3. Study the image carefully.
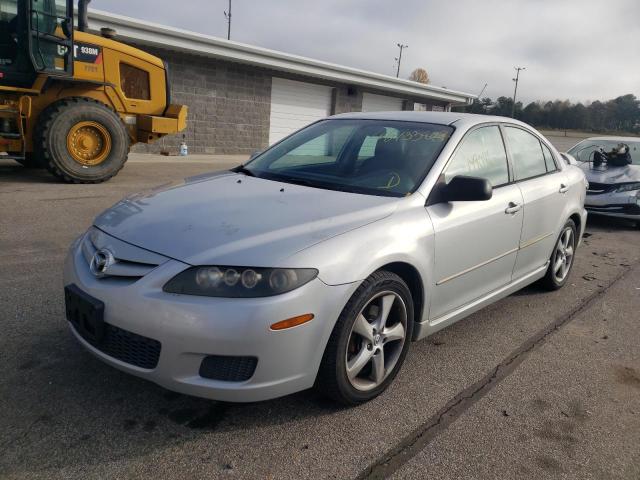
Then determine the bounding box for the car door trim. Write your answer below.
[519,231,553,249]
[436,230,554,286]
[436,247,519,285]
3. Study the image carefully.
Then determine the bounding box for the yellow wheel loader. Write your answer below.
[0,0,187,183]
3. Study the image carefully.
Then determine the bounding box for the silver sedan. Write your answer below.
[567,137,640,226]
[64,112,587,405]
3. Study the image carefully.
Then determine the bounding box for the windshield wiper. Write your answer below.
[232,165,255,177]
[270,174,319,188]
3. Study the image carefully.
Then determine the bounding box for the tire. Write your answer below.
[316,271,414,405]
[35,97,129,183]
[540,219,577,290]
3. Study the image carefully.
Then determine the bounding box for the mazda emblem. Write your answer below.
[90,248,115,277]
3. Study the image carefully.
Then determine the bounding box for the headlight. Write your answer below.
[163,266,318,297]
[615,182,640,193]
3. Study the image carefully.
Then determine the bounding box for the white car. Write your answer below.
[64,112,587,405]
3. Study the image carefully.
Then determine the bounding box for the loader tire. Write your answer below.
[35,98,129,183]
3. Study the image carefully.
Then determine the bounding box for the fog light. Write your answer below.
[270,314,314,331]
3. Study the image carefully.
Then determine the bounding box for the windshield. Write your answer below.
[0,0,18,67]
[568,139,640,165]
[244,119,453,197]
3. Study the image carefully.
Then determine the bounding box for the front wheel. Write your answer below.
[541,219,577,290]
[316,271,414,405]
[35,98,130,183]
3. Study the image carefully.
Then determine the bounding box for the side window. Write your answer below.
[540,142,557,172]
[505,127,547,181]
[444,126,509,187]
[120,63,151,100]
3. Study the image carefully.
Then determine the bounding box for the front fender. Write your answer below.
[282,195,435,321]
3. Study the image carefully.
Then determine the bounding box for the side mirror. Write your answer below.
[439,175,493,202]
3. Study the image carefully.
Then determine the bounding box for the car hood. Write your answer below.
[94,171,398,266]
[579,163,640,183]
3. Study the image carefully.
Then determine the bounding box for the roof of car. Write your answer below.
[330,111,530,129]
[578,136,640,142]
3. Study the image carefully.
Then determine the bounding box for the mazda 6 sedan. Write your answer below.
[64,112,587,405]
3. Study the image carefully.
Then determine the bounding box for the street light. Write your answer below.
[511,66,525,118]
[396,43,408,78]
[224,0,232,40]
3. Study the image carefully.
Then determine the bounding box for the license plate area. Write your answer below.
[65,284,105,344]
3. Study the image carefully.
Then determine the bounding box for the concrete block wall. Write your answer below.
[132,47,272,155]
[129,43,451,155]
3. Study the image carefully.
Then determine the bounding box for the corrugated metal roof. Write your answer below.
[87,9,476,106]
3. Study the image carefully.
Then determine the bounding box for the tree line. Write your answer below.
[455,94,640,133]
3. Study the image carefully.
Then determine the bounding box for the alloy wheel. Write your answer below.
[553,227,575,283]
[345,291,408,391]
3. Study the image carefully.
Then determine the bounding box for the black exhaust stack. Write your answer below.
[78,0,91,32]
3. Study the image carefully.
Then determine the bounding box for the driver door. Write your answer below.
[27,0,73,76]
[427,125,524,320]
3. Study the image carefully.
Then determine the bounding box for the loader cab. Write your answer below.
[0,0,73,87]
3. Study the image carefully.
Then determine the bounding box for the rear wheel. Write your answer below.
[35,98,130,183]
[541,219,577,290]
[316,271,413,405]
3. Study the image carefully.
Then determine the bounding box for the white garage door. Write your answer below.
[362,92,404,112]
[269,77,332,145]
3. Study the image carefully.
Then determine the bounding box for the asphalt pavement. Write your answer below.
[0,154,639,479]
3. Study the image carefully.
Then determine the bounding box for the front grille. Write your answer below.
[81,228,167,280]
[586,204,640,215]
[73,320,161,369]
[199,355,258,382]
[586,182,616,195]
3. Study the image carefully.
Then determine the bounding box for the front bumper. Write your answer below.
[585,190,640,220]
[63,238,357,402]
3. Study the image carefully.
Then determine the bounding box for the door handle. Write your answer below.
[559,184,569,194]
[505,202,522,214]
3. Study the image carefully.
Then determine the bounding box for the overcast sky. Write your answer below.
[96,0,639,104]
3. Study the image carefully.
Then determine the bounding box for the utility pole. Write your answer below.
[477,83,488,99]
[224,0,232,40]
[396,43,408,78]
[511,66,525,118]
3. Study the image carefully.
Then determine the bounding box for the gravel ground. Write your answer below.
[0,153,639,480]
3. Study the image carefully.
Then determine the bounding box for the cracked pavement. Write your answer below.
[1,154,639,479]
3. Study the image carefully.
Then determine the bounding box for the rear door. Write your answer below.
[427,125,524,320]
[503,126,568,280]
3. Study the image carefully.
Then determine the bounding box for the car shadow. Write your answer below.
[1,325,345,477]
[585,214,638,231]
